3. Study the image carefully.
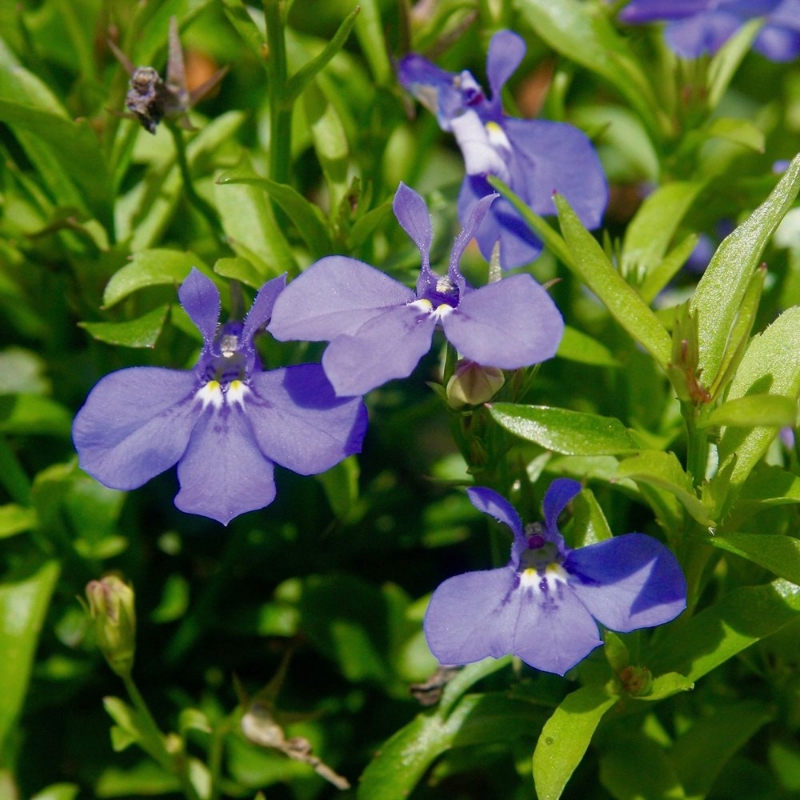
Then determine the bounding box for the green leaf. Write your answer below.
[217,168,334,257]
[672,702,770,797]
[0,556,60,753]
[640,234,699,304]
[709,533,800,585]
[718,306,800,488]
[554,194,672,368]
[650,578,800,681]
[219,0,268,62]
[558,326,620,367]
[616,451,714,527]
[79,305,169,349]
[705,117,765,152]
[347,197,394,251]
[636,672,694,702]
[736,465,800,509]
[700,394,796,429]
[691,152,800,388]
[103,250,211,308]
[571,487,614,546]
[599,734,686,800]
[0,394,72,436]
[316,456,360,522]
[489,404,642,456]
[708,17,763,110]
[30,783,80,800]
[213,256,265,289]
[622,181,705,283]
[214,155,297,278]
[0,504,37,538]
[513,0,666,141]
[533,684,618,800]
[353,0,392,86]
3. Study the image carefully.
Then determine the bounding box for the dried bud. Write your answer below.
[86,574,136,677]
[618,665,653,697]
[446,360,504,409]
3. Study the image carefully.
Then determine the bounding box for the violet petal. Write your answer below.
[242,273,287,343]
[179,268,220,344]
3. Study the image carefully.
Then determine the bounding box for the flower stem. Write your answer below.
[264,0,292,187]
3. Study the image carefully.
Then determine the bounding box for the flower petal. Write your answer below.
[468,486,527,566]
[450,111,509,179]
[396,54,466,130]
[241,273,287,343]
[72,367,198,490]
[665,12,741,56]
[486,30,526,102]
[449,191,497,276]
[268,256,414,342]
[179,268,220,344]
[321,304,437,395]
[566,534,687,632]
[424,567,521,664]
[512,580,602,675]
[618,0,712,23]
[543,478,582,536]
[175,403,276,525]
[248,365,367,475]
[502,118,608,229]
[442,274,563,369]
[393,183,432,270]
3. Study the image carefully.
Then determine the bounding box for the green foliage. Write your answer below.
[3,0,800,798]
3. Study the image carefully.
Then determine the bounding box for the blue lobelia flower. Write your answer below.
[72,269,367,525]
[424,480,687,675]
[396,30,608,270]
[267,183,564,397]
[619,0,800,62]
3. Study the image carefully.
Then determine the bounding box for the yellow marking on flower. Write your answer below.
[196,380,223,410]
[485,120,512,152]
[409,298,433,312]
[227,380,249,407]
[520,567,539,589]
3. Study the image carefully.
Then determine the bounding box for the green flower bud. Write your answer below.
[446,360,504,409]
[86,574,136,677]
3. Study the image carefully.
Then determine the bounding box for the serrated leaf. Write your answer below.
[616,451,714,527]
[650,578,800,681]
[691,153,800,388]
[558,326,619,367]
[218,168,333,257]
[709,533,800,585]
[554,194,672,368]
[718,306,800,488]
[80,305,169,348]
[103,250,211,308]
[533,684,618,800]
[0,504,37,538]
[489,404,642,456]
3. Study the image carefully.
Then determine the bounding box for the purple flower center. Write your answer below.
[417,275,460,309]
[520,523,563,572]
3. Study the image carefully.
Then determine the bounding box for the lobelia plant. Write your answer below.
[268,182,565,396]
[397,29,608,269]
[424,480,687,675]
[72,269,367,525]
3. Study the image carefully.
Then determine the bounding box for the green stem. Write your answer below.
[683,402,709,488]
[208,718,233,800]
[264,0,292,187]
[166,122,222,238]
[122,673,201,800]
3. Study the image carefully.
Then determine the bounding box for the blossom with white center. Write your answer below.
[72,269,367,525]
[424,480,687,675]
[268,183,564,397]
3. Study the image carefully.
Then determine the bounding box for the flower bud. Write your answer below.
[446,360,504,409]
[86,574,136,677]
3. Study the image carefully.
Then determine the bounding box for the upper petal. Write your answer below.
[396,54,466,130]
[543,478,582,537]
[566,534,687,632]
[424,567,522,664]
[241,273,287,344]
[268,256,414,342]
[512,577,602,675]
[486,31,526,102]
[466,487,525,563]
[248,365,367,475]
[393,183,432,270]
[174,402,276,525]
[442,274,563,369]
[321,304,437,396]
[179,268,220,344]
[72,367,198,490]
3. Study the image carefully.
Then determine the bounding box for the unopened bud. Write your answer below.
[618,665,653,697]
[446,360,504,409]
[86,574,136,677]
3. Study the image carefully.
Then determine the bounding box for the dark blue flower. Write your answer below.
[424,480,687,675]
[72,269,367,525]
[397,30,608,270]
[268,183,564,397]
[619,0,800,62]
